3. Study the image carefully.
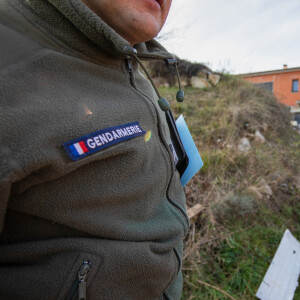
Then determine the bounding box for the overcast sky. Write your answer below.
[158,0,300,74]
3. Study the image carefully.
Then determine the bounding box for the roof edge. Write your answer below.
[239,67,300,77]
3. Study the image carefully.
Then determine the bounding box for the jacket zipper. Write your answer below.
[124,59,189,231]
[66,260,92,300]
[125,58,134,86]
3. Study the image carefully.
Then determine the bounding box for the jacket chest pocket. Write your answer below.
[59,253,101,300]
[0,251,101,300]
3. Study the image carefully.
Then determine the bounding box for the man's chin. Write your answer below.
[130,17,162,44]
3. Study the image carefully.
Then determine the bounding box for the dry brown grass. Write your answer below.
[160,75,299,257]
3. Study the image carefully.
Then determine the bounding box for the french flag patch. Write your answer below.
[69,141,89,157]
[63,122,146,161]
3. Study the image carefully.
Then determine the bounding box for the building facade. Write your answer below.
[241,66,300,107]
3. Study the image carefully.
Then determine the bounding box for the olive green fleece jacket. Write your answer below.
[0,0,189,299]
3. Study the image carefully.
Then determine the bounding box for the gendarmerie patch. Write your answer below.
[63,122,146,161]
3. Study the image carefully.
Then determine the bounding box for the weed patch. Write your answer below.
[159,76,300,299]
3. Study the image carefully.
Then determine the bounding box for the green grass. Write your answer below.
[182,210,300,300]
[159,76,300,299]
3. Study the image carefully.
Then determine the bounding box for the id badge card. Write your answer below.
[165,111,203,186]
[176,115,203,186]
[165,110,189,177]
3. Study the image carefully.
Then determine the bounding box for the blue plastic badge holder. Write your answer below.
[176,115,203,186]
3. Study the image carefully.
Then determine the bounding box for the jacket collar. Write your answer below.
[15,0,173,60]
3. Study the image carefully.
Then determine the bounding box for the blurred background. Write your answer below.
[151,1,300,299]
[159,0,300,74]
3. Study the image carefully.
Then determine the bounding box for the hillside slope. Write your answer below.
[159,75,300,300]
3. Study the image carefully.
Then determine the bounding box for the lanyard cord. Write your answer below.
[123,46,184,112]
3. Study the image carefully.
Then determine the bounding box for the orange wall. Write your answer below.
[243,71,300,106]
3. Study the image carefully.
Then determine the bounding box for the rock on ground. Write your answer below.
[255,130,266,143]
[190,77,211,89]
[208,73,221,86]
[238,137,251,152]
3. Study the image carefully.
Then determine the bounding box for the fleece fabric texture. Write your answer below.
[0,0,189,299]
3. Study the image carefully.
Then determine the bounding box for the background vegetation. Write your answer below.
[159,75,300,300]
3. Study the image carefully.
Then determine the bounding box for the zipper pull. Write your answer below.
[126,58,133,74]
[78,260,91,300]
[78,281,86,300]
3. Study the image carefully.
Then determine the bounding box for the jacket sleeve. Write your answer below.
[0,159,11,233]
[0,146,23,233]
[0,177,10,233]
